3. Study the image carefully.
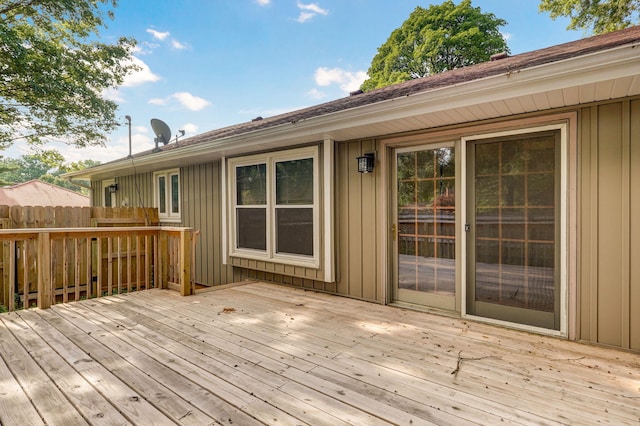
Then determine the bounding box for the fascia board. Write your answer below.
[69,43,639,180]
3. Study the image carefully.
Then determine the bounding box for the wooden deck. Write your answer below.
[1,282,638,425]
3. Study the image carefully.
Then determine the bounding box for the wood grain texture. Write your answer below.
[1,282,638,425]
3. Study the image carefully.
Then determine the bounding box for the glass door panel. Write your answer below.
[468,131,560,329]
[394,145,456,310]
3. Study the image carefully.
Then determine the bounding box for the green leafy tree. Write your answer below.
[539,0,639,34]
[361,0,509,91]
[0,0,138,149]
[0,150,99,194]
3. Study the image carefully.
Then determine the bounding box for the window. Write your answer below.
[229,146,319,267]
[154,169,181,221]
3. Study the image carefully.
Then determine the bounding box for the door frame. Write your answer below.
[391,142,458,311]
[460,123,569,337]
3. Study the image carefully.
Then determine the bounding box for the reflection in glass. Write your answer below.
[171,174,179,213]
[397,147,455,296]
[474,132,557,313]
[236,164,266,205]
[276,158,314,205]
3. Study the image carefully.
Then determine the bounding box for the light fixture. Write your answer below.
[108,183,119,194]
[357,153,375,174]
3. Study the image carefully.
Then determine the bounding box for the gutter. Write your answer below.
[65,41,640,181]
[66,176,93,205]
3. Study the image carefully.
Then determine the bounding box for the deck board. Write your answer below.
[1,282,639,425]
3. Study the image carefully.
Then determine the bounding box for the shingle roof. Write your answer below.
[161,25,639,152]
[0,180,89,207]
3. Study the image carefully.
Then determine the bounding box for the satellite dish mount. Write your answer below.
[150,118,172,152]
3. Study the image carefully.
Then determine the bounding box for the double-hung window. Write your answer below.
[154,169,181,221]
[229,146,319,268]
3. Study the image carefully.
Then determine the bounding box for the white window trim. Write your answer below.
[154,169,181,222]
[227,146,320,269]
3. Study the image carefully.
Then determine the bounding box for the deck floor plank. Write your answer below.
[0,313,88,425]
[144,286,630,423]
[1,282,639,425]
[67,299,348,426]
[1,312,132,426]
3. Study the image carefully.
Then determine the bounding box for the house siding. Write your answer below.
[578,98,640,351]
[335,139,381,302]
[87,96,640,351]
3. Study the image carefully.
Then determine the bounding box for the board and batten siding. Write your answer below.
[335,139,381,303]
[579,98,640,351]
[181,162,239,286]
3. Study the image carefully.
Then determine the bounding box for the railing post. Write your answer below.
[157,230,167,289]
[179,228,192,296]
[37,232,51,309]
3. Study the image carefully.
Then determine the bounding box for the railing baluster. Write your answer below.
[8,240,15,312]
[22,241,28,309]
[75,238,80,302]
[117,236,122,294]
[62,238,68,304]
[127,235,132,293]
[107,237,113,296]
[97,237,103,297]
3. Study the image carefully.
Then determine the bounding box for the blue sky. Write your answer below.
[13,0,585,163]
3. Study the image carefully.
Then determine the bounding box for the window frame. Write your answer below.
[228,146,320,268]
[154,169,181,222]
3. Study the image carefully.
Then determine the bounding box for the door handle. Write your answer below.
[391,224,396,241]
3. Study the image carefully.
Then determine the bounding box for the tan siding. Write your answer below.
[630,99,640,351]
[578,98,640,350]
[596,102,625,347]
[335,139,380,302]
[181,162,235,286]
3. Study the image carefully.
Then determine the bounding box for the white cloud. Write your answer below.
[148,92,211,111]
[148,97,168,106]
[314,67,367,94]
[171,39,189,50]
[256,0,270,5]
[296,1,328,23]
[502,31,512,41]
[172,92,210,111]
[147,28,170,41]
[121,56,161,87]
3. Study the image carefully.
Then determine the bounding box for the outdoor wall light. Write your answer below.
[108,183,119,194]
[357,153,375,174]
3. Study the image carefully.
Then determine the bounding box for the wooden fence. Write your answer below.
[0,206,196,311]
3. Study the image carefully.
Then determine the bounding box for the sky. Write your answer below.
[9,0,585,163]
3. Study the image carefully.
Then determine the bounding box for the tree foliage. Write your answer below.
[0,0,138,149]
[539,0,640,34]
[0,150,99,194]
[361,0,509,91]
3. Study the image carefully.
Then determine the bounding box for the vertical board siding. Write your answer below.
[181,162,235,286]
[335,140,379,302]
[630,99,640,351]
[596,102,624,347]
[579,99,639,350]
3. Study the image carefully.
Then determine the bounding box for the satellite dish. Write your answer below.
[150,118,172,152]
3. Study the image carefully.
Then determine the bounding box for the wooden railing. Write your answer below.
[0,226,196,312]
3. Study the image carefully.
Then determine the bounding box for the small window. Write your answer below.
[154,169,181,221]
[228,146,319,268]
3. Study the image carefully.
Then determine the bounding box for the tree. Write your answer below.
[0,150,100,194]
[0,0,138,149]
[361,0,509,91]
[539,0,640,34]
